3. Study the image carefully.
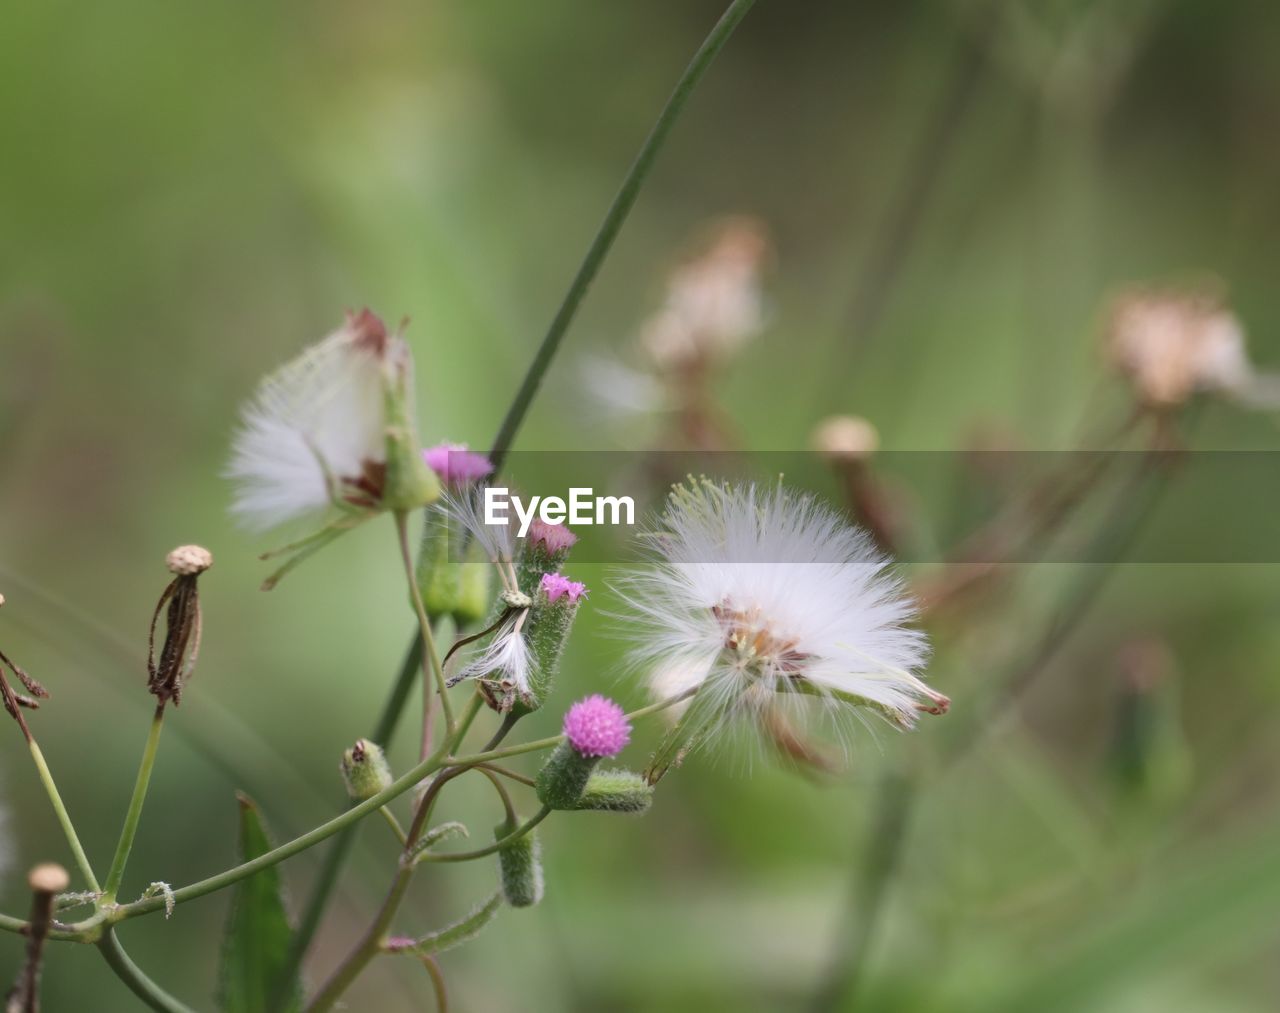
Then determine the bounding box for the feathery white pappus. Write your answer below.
[618,479,943,743]
[228,310,411,531]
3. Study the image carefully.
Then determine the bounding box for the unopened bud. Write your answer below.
[341,739,393,800]
[380,334,442,513]
[515,520,577,592]
[574,769,653,814]
[512,574,588,717]
[494,817,543,908]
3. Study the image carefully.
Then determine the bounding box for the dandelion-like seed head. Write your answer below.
[618,479,941,756]
[424,443,494,486]
[1105,285,1261,408]
[228,309,431,531]
[640,216,769,372]
[540,572,587,604]
[563,695,631,758]
[166,545,213,577]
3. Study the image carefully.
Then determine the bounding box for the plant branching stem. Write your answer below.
[104,704,166,901]
[28,739,100,893]
[97,929,195,1013]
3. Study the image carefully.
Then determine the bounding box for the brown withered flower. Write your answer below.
[147,545,213,707]
[0,594,50,742]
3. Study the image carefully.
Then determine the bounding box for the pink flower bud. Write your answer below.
[562,695,630,758]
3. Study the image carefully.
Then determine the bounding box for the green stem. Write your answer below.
[418,953,449,1013]
[99,744,450,926]
[417,807,550,864]
[103,705,165,901]
[305,863,416,1013]
[395,511,455,748]
[279,634,425,993]
[808,769,914,1012]
[486,0,758,469]
[378,806,408,847]
[28,740,100,893]
[98,928,195,1013]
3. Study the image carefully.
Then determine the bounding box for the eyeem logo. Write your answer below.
[484,487,635,537]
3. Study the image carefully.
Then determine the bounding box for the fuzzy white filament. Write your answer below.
[618,480,939,740]
[228,312,394,531]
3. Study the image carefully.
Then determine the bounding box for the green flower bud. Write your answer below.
[453,555,492,627]
[574,768,654,814]
[340,739,392,800]
[494,818,543,908]
[536,741,599,810]
[380,353,440,513]
[510,579,584,717]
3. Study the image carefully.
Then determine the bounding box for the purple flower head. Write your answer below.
[526,518,577,553]
[423,443,494,486]
[540,572,587,604]
[562,695,631,758]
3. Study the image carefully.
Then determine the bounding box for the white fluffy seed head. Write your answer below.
[617,479,938,746]
[1105,287,1257,408]
[228,310,404,531]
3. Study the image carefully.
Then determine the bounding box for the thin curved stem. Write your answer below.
[28,740,100,893]
[486,0,759,470]
[419,954,449,1013]
[378,806,409,848]
[279,633,425,993]
[395,512,454,753]
[473,766,517,825]
[101,743,450,926]
[98,929,195,1013]
[104,704,166,900]
[475,762,535,788]
[417,806,550,864]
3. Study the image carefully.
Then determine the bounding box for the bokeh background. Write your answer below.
[3,1,1280,1010]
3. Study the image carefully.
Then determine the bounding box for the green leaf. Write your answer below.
[217,793,300,1013]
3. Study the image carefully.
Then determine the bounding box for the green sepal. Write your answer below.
[536,741,599,810]
[573,768,654,814]
[380,357,440,513]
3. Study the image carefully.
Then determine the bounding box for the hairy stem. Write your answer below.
[103,704,166,901]
[417,806,550,864]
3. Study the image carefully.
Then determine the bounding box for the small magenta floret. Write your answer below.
[423,443,494,485]
[526,519,577,553]
[540,572,587,604]
[563,695,630,758]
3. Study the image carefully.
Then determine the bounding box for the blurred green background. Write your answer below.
[3,1,1280,1010]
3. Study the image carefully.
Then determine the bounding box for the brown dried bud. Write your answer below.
[28,864,70,895]
[148,549,209,707]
